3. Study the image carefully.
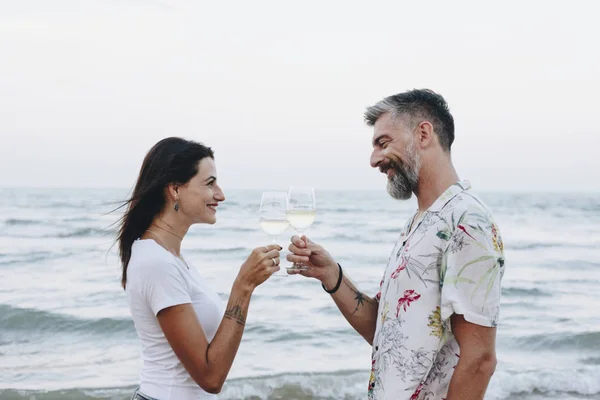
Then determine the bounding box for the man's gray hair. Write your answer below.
[364,89,455,152]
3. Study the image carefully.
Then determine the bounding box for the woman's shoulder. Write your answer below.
[128,240,181,280]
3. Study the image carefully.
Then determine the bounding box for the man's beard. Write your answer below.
[384,140,420,200]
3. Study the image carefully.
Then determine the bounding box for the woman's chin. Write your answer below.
[204,215,218,225]
[193,215,217,225]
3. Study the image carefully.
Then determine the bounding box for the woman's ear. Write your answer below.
[166,184,179,201]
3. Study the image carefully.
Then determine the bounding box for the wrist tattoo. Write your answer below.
[224,300,246,326]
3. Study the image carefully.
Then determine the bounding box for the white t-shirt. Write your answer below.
[126,239,224,400]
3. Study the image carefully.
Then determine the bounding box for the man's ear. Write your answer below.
[417,120,435,149]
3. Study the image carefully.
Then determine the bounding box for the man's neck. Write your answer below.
[415,157,460,212]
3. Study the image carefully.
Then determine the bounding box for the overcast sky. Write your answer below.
[1,0,598,192]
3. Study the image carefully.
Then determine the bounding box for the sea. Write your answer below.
[1,188,599,400]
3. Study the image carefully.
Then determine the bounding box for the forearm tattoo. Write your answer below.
[224,300,246,326]
[344,278,377,315]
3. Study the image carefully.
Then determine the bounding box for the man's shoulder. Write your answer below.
[442,190,497,227]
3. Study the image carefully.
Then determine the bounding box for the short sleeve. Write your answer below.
[140,261,192,316]
[440,210,505,327]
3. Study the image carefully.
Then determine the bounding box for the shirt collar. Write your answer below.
[427,180,472,213]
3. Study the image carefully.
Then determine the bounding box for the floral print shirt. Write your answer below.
[368,181,505,400]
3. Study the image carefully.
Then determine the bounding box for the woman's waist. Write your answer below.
[140,380,217,400]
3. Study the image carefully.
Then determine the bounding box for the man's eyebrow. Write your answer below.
[204,176,216,183]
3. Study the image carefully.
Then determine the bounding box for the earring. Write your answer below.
[174,199,179,212]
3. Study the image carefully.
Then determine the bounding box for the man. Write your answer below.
[287,89,505,400]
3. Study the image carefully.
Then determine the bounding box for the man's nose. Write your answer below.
[370,149,384,169]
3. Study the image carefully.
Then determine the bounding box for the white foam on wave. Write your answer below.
[218,365,600,400]
[486,365,600,399]
[220,370,368,399]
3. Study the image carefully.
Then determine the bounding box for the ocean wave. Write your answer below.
[319,206,404,214]
[0,304,134,336]
[581,356,600,365]
[268,328,355,343]
[489,365,600,399]
[222,367,600,400]
[4,218,39,226]
[313,306,339,315]
[319,207,362,213]
[244,325,279,335]
[54,228,116,238]
[196,226,256,234]
[186,246,249,255]
[1,227,116,239]
[244,325,355,343]
[221,370,368,399]
[4,200,93,210]
[47,201,92,209]
[379,228,403,234]
[508,241,600,251]
[0,388,123,400]
[325,233,386,243]
[272,294,305,301]
[0,387,137,400]
[502,287,551,297]
[219,201,240,208]
[1,366,599,399]
[62,216,95,223]
[510,331,600,351]
[0,251,66,266]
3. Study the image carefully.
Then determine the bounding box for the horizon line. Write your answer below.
[1,186,599,195]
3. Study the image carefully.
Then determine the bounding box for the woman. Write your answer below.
[117,137,281,399]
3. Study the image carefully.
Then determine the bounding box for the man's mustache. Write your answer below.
[379,160,404,174]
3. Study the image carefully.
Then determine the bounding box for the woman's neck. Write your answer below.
[146,214,189,255]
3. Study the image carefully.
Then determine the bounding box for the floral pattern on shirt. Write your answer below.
[368,181,505,400]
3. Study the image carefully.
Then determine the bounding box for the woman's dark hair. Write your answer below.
[117,137,214,289]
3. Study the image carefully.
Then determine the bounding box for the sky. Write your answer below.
[1,0,598,192]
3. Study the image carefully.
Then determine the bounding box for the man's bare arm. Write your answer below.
[445,314,497,400]
[287,236,379,344]
[321,266,379,345]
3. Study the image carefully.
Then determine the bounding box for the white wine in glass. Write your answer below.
[286,210,316,231]
[259,219,290,236]
[286,186,316,272]
[259,191,289,277]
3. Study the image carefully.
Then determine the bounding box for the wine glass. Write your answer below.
[259,191,290,277]
[286,186,316,271]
